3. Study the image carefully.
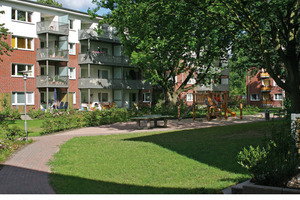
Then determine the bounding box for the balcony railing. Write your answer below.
[78,52,130,66]
[36,75,69,88]
[262,100,272,105]
[78,78,151,90]
[37,21,69,35]
[37,48,69,61]
[261,85,272,92]
[261,72,270,78]
[78,29,120,42]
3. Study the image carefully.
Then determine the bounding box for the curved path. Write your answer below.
[0,115,264,194]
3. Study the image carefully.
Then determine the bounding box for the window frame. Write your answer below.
[11,63,34,78]
[186,93,193,102]
[69,43,76,55]
[98,92,109,103]
[68,67,76,80]
[12,92,35,105]
[98,69,109,79]
[274,93,283,101]
[250,94,260,101]
[12,36,34,51]
[69,19,74,30]
[11,8,33,23]
[143,92,151,102]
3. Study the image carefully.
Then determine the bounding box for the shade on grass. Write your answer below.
[49,121,272,194]
[6,120,44,137]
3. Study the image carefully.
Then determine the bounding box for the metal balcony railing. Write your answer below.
[78,78,151,90]
[37,21,69,35]
[261,85,272,92]
[36,75,69,88]
[78,29,120,42]
[78,52,130,66]
[37,48,69,61]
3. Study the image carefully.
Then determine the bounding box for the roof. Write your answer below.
[4,0,103,19]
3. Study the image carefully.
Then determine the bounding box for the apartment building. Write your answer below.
[247,69,285,108]
[0,0,151,113]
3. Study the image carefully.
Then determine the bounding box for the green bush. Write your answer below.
[0,98,21,120]
[1,121,25,141]
[237,120,299,187]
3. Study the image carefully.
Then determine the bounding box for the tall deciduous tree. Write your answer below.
[0,11,13,62]
[90,1,232,106]
[206,0,299,112]
[37,0,62,7]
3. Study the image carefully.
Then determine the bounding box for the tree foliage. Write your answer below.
[37,0,62,7]
[90,0,232,106]
[0,11,13,62]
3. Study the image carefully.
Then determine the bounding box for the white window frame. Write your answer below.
[274,93,283,101]
[11,64,34,77]
[12,36,34,50]
[68,67,76,80]
[69,43,76,55]
[11,9,33,23]
[187,78,196,85]
[250,94,260,101]
[72,92,76,105]
[186,93,193,102]
[221,78,229,85]
[69,19,74,30]
[143,92,151,102]
[12,92,34,105]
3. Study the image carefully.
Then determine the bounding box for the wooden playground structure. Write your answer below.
[179,91,238,121]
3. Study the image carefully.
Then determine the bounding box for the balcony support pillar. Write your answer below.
[46,87,49,109]
[88,88,91,107]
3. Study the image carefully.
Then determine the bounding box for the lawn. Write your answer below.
[49,121,273,194]
[6,120,44,137]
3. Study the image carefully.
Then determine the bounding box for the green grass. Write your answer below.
[49,121,273,194]
[6,120,44,137]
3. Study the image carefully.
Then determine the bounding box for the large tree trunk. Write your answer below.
[288,89,300,113]
[164,90,179,108]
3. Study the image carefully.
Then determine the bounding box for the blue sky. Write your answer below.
[33,0,110,16]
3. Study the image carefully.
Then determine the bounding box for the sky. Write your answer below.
[32,0,111,16]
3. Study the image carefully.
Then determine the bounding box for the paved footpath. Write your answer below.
[0,115,264,194]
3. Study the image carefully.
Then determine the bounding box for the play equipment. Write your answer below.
[179,91,237,121]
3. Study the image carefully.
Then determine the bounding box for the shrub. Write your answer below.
[0,98,21,120]
[1,121,25,141]
[237,120,299,187]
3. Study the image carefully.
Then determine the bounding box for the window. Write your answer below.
[98,93,108,102]
[250,94,260,101]
[11,64,34,77]
[187,78,196,84]
[98,70,109,79]
[69,20,74,30]
[72,92,76,104]
[68,67,76,79]
[274,94,283,100]
[12,92,34,105]
[12,36,34,50]
[221,78,229,85]
[143,93,151,102]
[186,93,193,102]
[69,43,75,55]
[11,9,32,22]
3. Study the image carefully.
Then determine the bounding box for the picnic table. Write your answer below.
[131,115,173,129]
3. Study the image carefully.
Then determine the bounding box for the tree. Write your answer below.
[90,1,232,106]
[205,0,300,112]
[0,11,13,62]
[37,0,62,7]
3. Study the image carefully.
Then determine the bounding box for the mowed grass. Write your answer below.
[49,121,273,194]
[6,120,44,137]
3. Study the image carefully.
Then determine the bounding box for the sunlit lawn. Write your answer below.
[6,120,44,137]
[49,121,272,194]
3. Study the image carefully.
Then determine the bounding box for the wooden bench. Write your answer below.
[273,109,287,118]
[131,115,173,129]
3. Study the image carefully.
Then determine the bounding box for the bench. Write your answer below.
[131,115,173,129]
[273,109,287,118]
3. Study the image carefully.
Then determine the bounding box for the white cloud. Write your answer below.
[58,0,95,12]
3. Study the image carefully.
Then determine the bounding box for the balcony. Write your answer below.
[262,100,272,105]
[37,21,69,35]
[78,29,120,43]
[78,78,151,90]
[261,72,270,78]
[78,52,130,66]
[37,48,69,61]
[261,85,272,92]
[36,75,69,88]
